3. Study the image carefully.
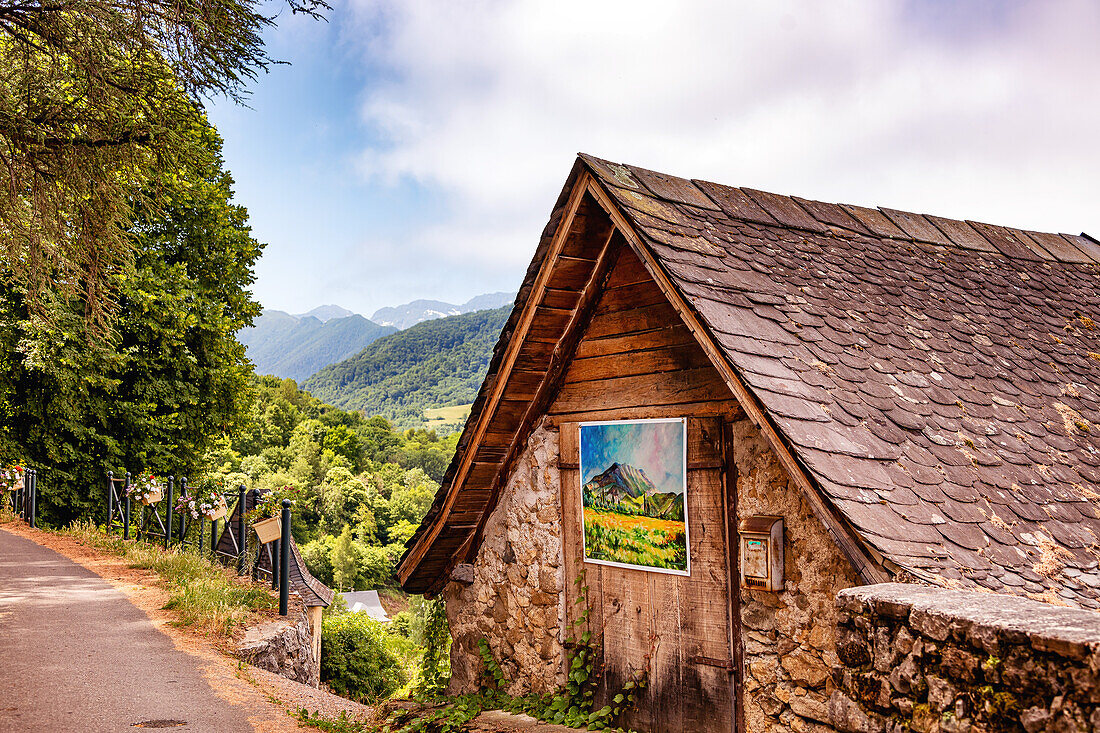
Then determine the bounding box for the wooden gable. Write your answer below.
[398,162,885,596]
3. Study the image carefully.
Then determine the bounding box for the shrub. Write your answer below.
[321,612,407,703]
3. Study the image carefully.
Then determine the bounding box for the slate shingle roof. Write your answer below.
[581,154,1100,608]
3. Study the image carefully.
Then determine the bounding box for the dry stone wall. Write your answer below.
[237,605,319,686]
[831,583,1100,733]
[442,418,566,697]
[730,417,862,733]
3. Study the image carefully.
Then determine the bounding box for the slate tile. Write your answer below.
[778,417,900,460]
[580,154,642,190]
[739,370,829,402]
[893,500,949,525]
[880,208,952,246]
[692,180,777,226]
[861,532,946,559]
[626,164,720,210]
[924,215,997,252]
[968,221,1042,261]
[729,351,800,380]
[1061,234,1100,263]
[614,187,702,228]
[1024,230,1092,264]
[741,188,827,232]
[841,204,908,238]
[793,197,871,234]
[799,449,894,490]
[938,522,990,550]
[693,297,800,345]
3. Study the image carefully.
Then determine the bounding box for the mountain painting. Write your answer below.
[579,418,689,575]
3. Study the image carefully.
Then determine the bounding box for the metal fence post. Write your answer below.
[279,499,290,616]
[28,469,36,528]
[123,472,131,540]
[177,478,187,543]
[210,515,218,558]
[237,485,247,573]
[165,476,174,549]
[106,471,114,534]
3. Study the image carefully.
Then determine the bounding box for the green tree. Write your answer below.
[0,0,327,329]
[332,525,364,592]
[1,118,262,524]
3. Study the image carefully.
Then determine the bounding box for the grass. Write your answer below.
[583,507,687,571]
[64,519,276,637]
[423,404,471,427]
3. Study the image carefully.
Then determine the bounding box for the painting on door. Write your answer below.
[579,418,689,575]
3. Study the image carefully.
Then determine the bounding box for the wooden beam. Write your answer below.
[584,177,889,586]
[398,175,591,586]
[455,222,621,572]
[720,421,745,733]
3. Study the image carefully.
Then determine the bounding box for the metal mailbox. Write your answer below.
[739,516,784,591]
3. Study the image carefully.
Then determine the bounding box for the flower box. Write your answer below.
[10,476,23,492]
[139,485,163,505]
[204,496,228,521]
[253,516,282,544]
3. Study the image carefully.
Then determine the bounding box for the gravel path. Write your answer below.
[248,665,376,722]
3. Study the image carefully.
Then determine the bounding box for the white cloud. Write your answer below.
[340,0,1100,292]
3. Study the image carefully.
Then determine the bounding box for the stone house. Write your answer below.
[395,154,1100,733]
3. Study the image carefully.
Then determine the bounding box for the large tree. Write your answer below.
[0,0,326,331]
[1,116,262,525]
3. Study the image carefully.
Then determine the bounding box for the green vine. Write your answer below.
[410,598,451,700]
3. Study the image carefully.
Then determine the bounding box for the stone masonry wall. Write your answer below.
[730,417,862,733]
[442,418,566,696]
[237,604,320,687]
[830,583,1100,733]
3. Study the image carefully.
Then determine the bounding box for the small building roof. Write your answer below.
[339,590,390,622]
[219,492,335,607]
[398,154,1100,607]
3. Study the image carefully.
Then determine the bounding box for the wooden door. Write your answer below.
[560,417,741,733]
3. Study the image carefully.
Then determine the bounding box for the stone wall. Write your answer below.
[442,418,566,696]
[830,583,1100,733]
[730,417,862,733]
[237,605,320,687]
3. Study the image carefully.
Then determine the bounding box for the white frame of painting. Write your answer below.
[578,417,690,577]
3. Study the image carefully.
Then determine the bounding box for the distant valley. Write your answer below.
[240,293,513,431]
[238,310,397,382]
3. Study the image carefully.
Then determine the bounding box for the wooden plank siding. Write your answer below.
[554,248,743,733]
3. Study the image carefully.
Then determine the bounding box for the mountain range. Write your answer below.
[239,292,514,382]
[295,305,355,322]
[583,462,685,521]
[370,292,514,330]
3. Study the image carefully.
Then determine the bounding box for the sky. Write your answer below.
[581,420,686,495]
[208,0,1100,317]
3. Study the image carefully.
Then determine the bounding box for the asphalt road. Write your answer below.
[0,527,256,732]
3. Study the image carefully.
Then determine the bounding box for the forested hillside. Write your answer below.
[239,311,396,381]
[207,375,458,591]
[302,306,509,431]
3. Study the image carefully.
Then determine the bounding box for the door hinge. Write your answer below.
[689,655,736,673]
